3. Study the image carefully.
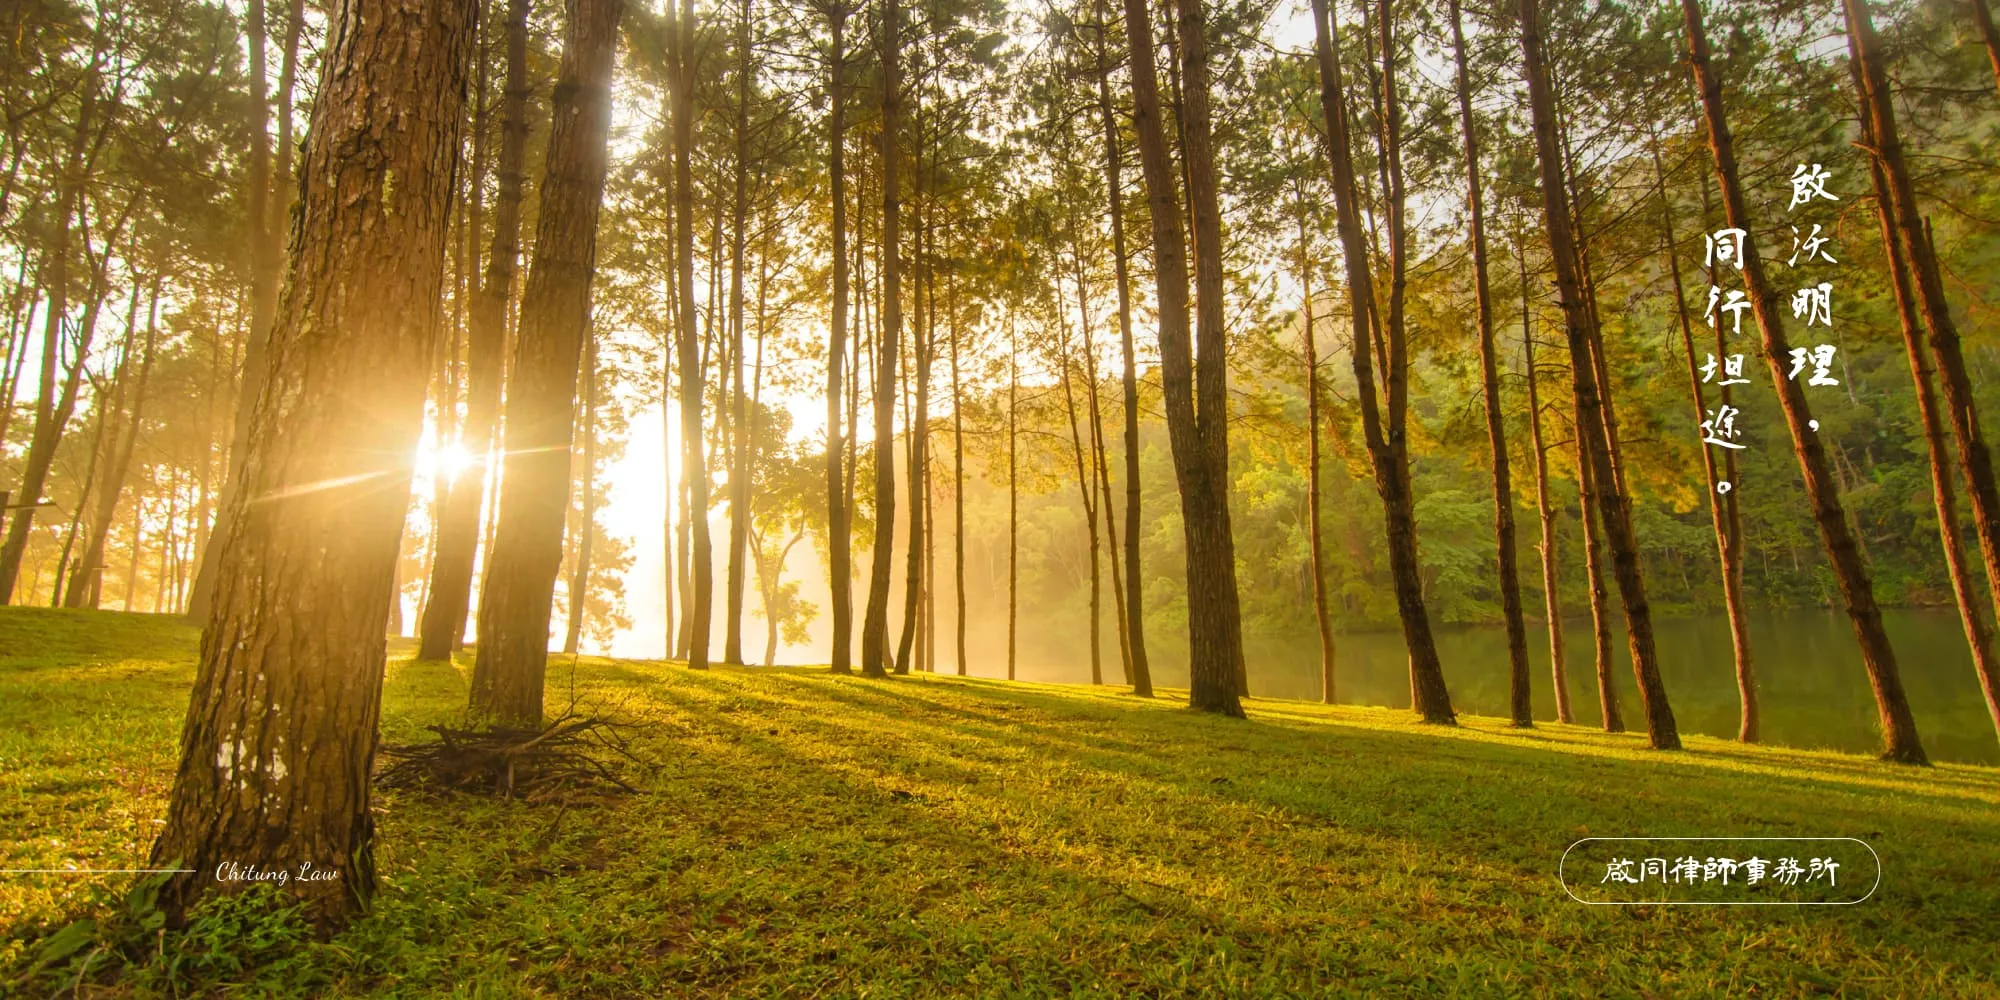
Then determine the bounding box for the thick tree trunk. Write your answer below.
[1174,0,1250,707]
[1520,265,1571,724]
[421,0,527,660]
[671,0,714,670]
[1451,0,1529,727]
[148,0,471,928]
[1519,0,1676,747]
[860,0,902,680]
[1094,3,1152,696]
[469,0,622,726]
[1121,0,1242,716]
[1654,143,1757,743]
[1308,0,1451,722]
[824,0,853,675]
[1682,0,1921,763]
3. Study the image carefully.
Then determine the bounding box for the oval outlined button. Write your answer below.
[1559,837,1880,906]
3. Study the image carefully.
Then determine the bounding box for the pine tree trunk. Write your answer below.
[0,93,92,601]
[923,433,936,673]
[1451,0,1529,727]
[1519,0,1676,747]
[1007,318,1018,682]
[50,283,141,607]
[273,0,305,195]
[148,0,472,928]
[564,337,600,655]
[1520,265,1572,724]
[65,276,159,609]
[1849,50,2000,741]
[1059,327,1103,686]
[185,0,284,621]
[1122,0,1242,716]
[676,473,693,657]
[1,232,121,602]
[122,487,143,609]
[949,270,967,676]
[1094,2,1151,696]
[1682,0,1921,763]
[723,0,755,667]
[1576,380,1622,733]
[421,0,524,660]
[1100,452,1131,685]
[824,0,853,675]
[388,554,405,637]
[1178,0,1250,705]
[1564,116,1644,729]
[671,0,715,670]
[1848,0,2000,661]
[1654,143,1758,743]
[1308,0,1451,723]
[894,211,931,676]
[860,0,903,680]
[1378,1,1439,716]
[844,256,861,655]
[1295,204,1336,705]
[661,336,677,653]
[469,0,622,726]
[0,263,37,462]
[1971,0,2000,96]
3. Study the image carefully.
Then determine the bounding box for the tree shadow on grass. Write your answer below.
[1247,698,2000,808]
[580,656,2000,828]
[609,660,1997,857]
[593,672,2000,995]
[557,653,2000,952]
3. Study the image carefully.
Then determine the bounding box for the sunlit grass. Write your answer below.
[2,606,1997,997]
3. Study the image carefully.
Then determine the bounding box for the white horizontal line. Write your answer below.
[1,868,196,874]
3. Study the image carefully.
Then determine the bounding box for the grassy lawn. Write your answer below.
[3,606,1998,997]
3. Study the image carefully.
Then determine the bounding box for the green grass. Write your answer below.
[3,606,1997,998]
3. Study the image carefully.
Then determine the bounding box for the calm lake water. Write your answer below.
[1025,609,2000,766]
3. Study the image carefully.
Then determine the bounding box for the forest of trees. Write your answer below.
[5,0,2000,924]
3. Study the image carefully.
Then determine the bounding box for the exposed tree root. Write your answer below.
[376,713,643,801]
